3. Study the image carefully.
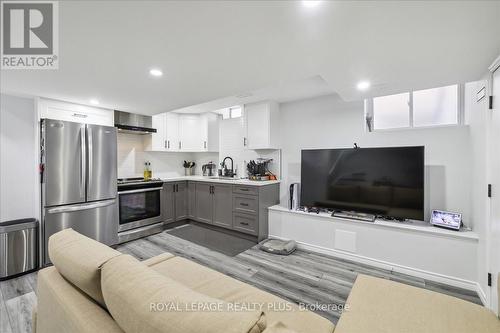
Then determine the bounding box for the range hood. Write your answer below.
[114,111,157,134]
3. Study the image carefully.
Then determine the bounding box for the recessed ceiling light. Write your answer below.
[356,81,371,91]
[149,68,163,77]
[302,1,322,8]
[89,99,99,105]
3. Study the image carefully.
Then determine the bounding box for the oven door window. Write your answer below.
[119,190,161,224]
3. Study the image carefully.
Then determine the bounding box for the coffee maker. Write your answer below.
[202,162,217,176]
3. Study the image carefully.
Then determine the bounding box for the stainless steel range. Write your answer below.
[117,178,165,243]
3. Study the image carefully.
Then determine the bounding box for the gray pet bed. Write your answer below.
[260,239,297,255]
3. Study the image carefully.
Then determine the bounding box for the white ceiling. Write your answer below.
[1,1,499,115]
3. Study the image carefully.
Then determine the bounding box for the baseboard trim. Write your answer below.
[476,283,488,306]
[269,234,479,292]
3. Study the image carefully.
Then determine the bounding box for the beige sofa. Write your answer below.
[34,229,335,333]
[34,229,500,333]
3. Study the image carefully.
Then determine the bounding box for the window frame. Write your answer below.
[365,84,465,132]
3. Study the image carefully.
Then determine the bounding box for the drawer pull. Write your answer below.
[239,188,249,191]
[240,203,249,206]
[240,222,249,226]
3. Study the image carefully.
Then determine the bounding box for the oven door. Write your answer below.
[118,186,164,232]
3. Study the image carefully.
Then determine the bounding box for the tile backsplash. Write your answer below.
[117,133,194,178]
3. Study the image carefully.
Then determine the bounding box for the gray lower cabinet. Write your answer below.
[195,183,213,224]
[175,182,188,220]
[233,212,258,235]
[164,183,175,223]
[167,180,279,241]
[164,181,188,223]
[212,184,233,228]
[187,181,196,219]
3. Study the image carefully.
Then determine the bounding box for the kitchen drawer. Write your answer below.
[233,185,258,196]
[233,212,258,236]
[233,195,258,214]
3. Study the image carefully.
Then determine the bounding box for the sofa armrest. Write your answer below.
[36,267,124,333]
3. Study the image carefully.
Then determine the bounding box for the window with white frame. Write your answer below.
[221,106,242,120]
[365,84,460,131]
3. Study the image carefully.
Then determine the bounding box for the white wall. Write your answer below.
[278,94,473,225]
[0,94,37,221]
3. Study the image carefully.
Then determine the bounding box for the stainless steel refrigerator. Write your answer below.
[41,119,118,265]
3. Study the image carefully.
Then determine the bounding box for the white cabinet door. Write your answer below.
[245,102,279,149]
[150,113,167,151]
[199,113,209,151]
[165,112,179,151]
[245,103,270,149]
[179,114,201,151]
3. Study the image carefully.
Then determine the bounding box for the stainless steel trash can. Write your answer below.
[0,218,38,280]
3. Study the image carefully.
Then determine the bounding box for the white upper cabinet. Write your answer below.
[179,114,201,151]
[38,98,114,126]
[150,113,167,151]
[165,112,179,151]
[147,112,219,152]
[244,101,280,149]
[199,113,220,152]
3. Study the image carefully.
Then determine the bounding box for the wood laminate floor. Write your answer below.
[0,224,483,333]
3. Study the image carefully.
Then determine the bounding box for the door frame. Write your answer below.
[487,55,500,314]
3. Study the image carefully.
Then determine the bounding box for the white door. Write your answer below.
[179,114,201,151]
[489,68,500,315]
[165,112,179,151]
[246,103,270,149]
[150,113,166,151]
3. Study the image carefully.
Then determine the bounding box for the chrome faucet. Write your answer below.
[222,156,235,177]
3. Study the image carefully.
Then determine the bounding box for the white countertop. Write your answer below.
[160,175,280,186]
[269,205,479,241]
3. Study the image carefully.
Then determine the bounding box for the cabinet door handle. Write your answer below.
[72,113,88,118]
[240,203,249,206]
[179,141,181,149]
[164,140,167,149]
[167,140,170,149]
[240,222,249,226]
[204,141,207,149]
[243,137,247,146]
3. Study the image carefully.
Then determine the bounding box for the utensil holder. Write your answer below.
[185,168,194,176]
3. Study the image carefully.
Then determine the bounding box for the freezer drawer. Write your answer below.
[43,199,118,264]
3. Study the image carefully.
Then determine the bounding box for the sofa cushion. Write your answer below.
[334,274,500,333]
[48,228,121,307]
[148,256,335,333]
[36,266,124,333]
[101,254,267,333]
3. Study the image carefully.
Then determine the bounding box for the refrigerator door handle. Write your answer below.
[80,126,86,199]
[47,199,116,214]
[87,126,93,194]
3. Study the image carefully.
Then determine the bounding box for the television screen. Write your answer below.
[300,146,424,220]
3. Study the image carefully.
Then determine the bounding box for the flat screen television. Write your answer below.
[300,146,424,220]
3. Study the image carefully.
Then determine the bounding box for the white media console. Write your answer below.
[268,205,480,297]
